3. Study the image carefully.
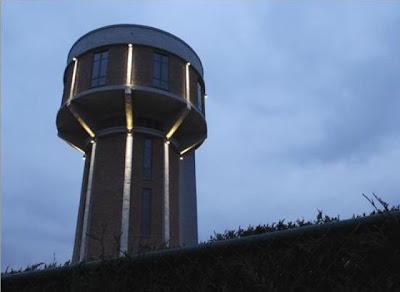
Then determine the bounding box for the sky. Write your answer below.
[2,1,400,271]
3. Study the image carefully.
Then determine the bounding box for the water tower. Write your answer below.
[56,25,207,262]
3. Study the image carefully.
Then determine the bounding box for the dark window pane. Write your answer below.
[152,78,160,87]
[100,59,108,77]
[91,61,100,79]
[143,138,152,179]
[153,61,160,79]
[91,51,108,88]
[141,189,151,236]
[153,53,169,90]
[90,78,98,87]
[153,53,161,62]
[144,139,152,148]
[162,64,168,81]
[98,77,106,86]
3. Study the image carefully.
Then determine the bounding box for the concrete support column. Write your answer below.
[126,44,133,86]
[163,141,170,246]
[68,57,78,103]
[120,133,133,255]
[125,89,133,131]
[120,83,134,255]
[185,62,190,102]
[68,105,96,138]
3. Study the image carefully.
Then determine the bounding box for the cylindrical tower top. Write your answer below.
[67,24,204,77]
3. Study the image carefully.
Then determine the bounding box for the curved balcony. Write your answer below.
[56,84,207,153]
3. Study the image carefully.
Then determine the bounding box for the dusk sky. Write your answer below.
[2,1,400,271]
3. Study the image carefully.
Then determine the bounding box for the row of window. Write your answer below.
[91,51,108,87]
[143,138,152,180]
[141,188,151,237]
[152,53,169,90]
[88,51,204,111]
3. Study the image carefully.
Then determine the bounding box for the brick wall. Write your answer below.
[87,135,125,260]
[128,134,165,252]
[169,146,180,246]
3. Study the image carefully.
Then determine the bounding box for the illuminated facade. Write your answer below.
[56,25,207,262]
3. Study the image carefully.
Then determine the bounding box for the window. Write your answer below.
[152,53,169,90]
[197,82,203,111]
[143,138,152,179]
[141,189,151,236]
[90,51,108,87]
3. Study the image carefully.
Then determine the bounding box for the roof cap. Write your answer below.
[68,24,204,77]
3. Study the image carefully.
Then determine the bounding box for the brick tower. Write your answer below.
[56,25,207,262]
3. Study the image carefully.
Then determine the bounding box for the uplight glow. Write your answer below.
[166,109,189,139]
[68,58,78,103]
[76,116,95,138]
[185,62,191,102]
[180,138,204,156]
[65,140,85,154]
[120,133,133,256]
[126,44,133,86]
[125,91,133,131]
[163,141,170,247]
[68,107,95,138]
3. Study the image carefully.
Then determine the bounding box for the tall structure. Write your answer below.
[56,25,207,262]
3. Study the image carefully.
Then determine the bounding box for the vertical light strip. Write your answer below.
[166,108,189,139]
[66,141,85,154]
[68,58,78,103]
[180,144,197,156]
[185,62,191,102]
[125,89,133,131]
[76,116,95,138]
[79,142,97,262]
[180,137,206,156]
[126,44,133,86]
[68,107,95,138]
[120,133,133,256]
[163,141,170,247]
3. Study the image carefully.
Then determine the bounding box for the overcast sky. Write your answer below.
[2,1,400,271]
